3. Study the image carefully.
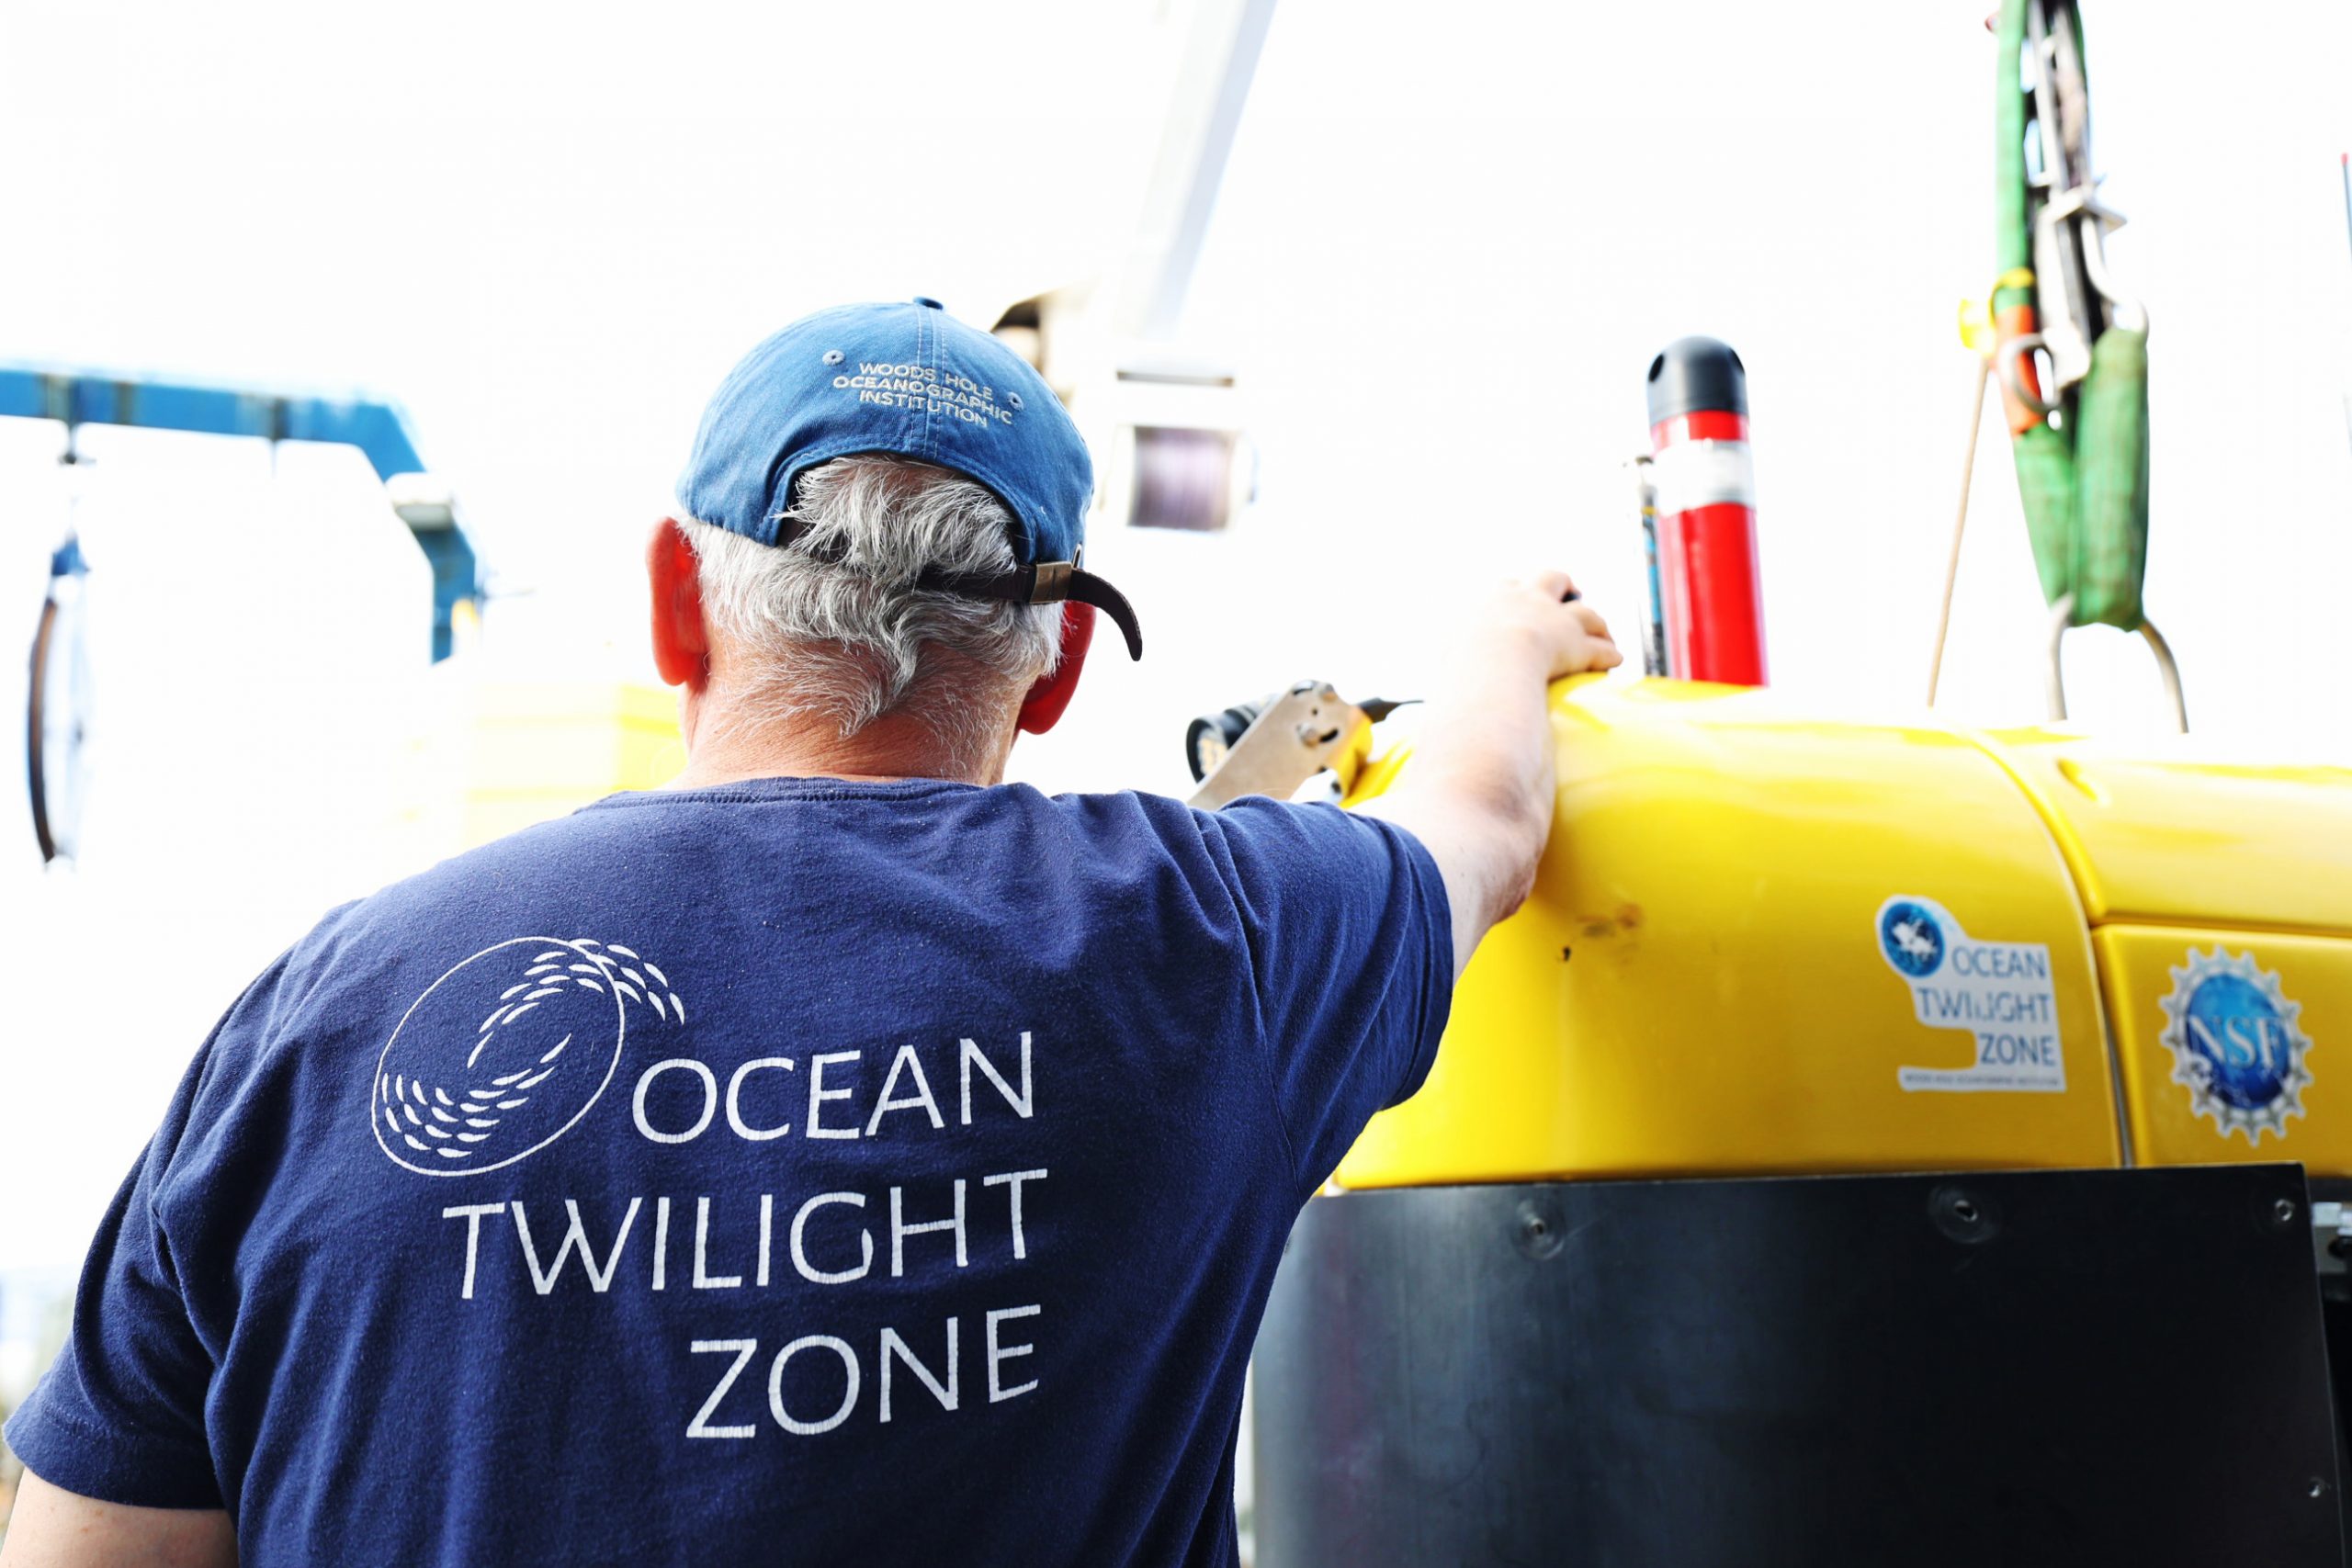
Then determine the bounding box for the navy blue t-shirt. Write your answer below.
[6,777,1452,1565]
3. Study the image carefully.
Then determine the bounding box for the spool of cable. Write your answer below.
[1130,426,1239,534]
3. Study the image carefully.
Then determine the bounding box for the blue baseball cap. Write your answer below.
[677,298,1141,659]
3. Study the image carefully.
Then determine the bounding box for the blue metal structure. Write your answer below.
[0,365,481,660]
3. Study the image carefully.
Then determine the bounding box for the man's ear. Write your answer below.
[646,518,710,690]
[1017,603,1094,735]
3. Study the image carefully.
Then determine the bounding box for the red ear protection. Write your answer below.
[1017,604,1096,736]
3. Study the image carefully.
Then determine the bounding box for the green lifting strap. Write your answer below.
[2072,323,2149,627]
[1993,0,2150,633]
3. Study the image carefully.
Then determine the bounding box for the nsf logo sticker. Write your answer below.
[2159,948,2312,1144]
[1879,900,1946,978]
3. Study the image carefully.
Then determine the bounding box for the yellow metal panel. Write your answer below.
[1336,677,2121,1187]
[1983,728,2352,933]
[2095,924,2352,1175]
[390,677,685,861]
[461,681,684,797]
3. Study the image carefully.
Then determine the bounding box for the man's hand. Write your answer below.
[1476,570,1623,685]
[1360,572,1619,976]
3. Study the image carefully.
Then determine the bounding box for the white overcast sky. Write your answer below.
[3,0,2350,1288]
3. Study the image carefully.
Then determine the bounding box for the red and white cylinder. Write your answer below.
[1645,337,1768,686]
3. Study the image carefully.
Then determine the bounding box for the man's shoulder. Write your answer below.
[313,798,642,941]
[241,801,659,1045]
[268,781,1285,1019]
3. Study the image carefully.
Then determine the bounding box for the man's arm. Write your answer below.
[1360,570,1619,976]
[0,1469,233,1568]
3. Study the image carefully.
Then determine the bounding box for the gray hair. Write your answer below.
[676,456,1062,774]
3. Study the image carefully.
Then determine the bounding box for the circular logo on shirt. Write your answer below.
[2158,947,2312,1145]
[1879,899,1946,979]
[370,937,687,1176]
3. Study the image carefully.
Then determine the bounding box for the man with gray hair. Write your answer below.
[3,298,1617,1566]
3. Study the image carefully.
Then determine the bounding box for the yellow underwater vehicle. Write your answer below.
[1226,4,2352,1551]
[1212,0,2352,1547]
[1208,672,2352,1565]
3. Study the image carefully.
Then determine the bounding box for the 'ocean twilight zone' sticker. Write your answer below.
[1875,897,2065,1094]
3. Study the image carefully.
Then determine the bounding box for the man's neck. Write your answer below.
[663,699,1009,792]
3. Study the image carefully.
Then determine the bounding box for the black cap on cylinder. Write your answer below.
[1645,336,1747,425]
